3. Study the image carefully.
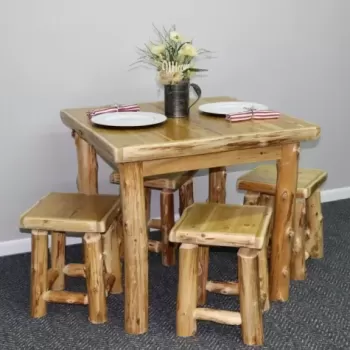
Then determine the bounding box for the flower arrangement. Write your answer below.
[133,25,211,85]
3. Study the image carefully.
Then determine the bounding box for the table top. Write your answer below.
[61,96,320,164]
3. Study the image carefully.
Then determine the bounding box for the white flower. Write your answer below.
[170,31,182,42]
[150,44,165,56]
[178,43,197,57]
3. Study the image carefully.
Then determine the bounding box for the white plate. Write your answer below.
[90,112,167,127]
[198,101,269,115]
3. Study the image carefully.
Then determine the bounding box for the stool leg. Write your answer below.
[31,230,48,318]
[118,204,125,260]
[238,248,263,346]
[198,167,226,305]
[177,243,198,337]
[119,229,124,261]
[145,187,151,225]
[51,231,66,291]
[103,220,123,294]
[197,247,209,305]
[179,179,194,215]
[306,189,324,259]
[160,190,176,266]
[243,192,270,311]
[290,199,306,280]
[258,242,270,312]
[84,233,107,324]
[144,187,152,255]
[258,194,275,259]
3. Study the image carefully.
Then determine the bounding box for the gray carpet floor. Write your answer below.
[1,199,350,349]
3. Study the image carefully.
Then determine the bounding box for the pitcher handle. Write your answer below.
[188,83,202,111]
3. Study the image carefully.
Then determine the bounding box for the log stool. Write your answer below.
[110,170,196,266]
[169,202,272,346]
[19,192,123,324]
[237,165,327,280]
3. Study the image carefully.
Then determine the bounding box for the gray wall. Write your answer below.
[1,0,349,242]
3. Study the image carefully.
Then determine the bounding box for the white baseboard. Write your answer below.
[1,187,349,258]
[0,236,82,258]
[320,186,350,203]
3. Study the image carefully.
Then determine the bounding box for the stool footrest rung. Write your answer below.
[194,307,242,325]
[206,280,239,295]
[148,218,161,230]
[148,240,163,253]
[63,263,86,278]
[43,291,88,305]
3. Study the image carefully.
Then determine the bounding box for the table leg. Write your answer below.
[197,167,227,305]
[269,143,299,301]
[72,132,99,257]
[119,162,148,334]
[73,132,98,194]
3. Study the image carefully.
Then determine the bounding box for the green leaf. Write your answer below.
[152,23,167,43]
[183,68,208,72]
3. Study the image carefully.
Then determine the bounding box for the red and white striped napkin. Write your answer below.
[225,109,280,123]
[87,104,140,118]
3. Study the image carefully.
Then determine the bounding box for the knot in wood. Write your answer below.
[260,291,267,303]
[282,266,289,277]
[293,144,301,153]
[305,229,311,238]
[292,237,301,253]
[282,191,288,200]
[287,227,294,238]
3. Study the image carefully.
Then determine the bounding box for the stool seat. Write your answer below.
[237,165,327,198]
[110,170,197,190]
[169,202,272,345]
[169,203,272,249]
[237,165,327,282]
[20,193,121,233]
[21,192,123,324]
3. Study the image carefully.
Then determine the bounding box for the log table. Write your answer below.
[60,96,320,335]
